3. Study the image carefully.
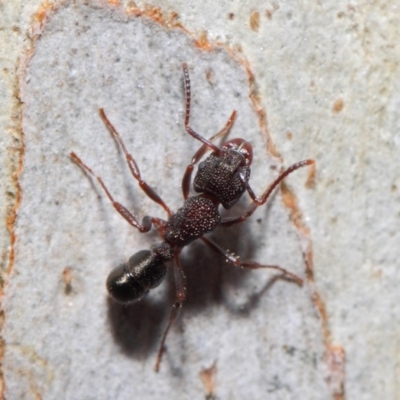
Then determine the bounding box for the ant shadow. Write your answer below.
[106,195,300,364]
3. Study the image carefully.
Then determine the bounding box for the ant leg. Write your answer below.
[221,159,314,226]
[201,237,303,286]
[182,110,237,199]
[154,250,186,372]
[182,63,222,155]
[71,152,165,232]
[99,108,172,217]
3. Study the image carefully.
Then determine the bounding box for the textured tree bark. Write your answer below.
[1,1,399,399]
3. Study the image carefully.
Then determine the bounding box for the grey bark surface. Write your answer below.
[1,1,399,399]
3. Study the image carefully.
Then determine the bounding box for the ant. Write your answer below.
[70,63,314,372]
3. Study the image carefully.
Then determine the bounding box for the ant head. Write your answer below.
[195,138,253,209]
[221,138,253,166]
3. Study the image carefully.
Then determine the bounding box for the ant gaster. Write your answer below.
[71,63,314,372]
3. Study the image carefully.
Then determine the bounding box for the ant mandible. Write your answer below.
[70,63,314,372]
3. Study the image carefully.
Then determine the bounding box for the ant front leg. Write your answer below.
[155,250,186,372]
[70,152,165,233]
[182,110,237,199]
[221,159,315,226]
[99,108,172,217]
[201,237,303,286]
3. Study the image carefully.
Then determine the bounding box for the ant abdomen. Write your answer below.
[106,250,167,303]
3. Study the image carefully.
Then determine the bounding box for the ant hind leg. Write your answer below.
[154,250,186,372]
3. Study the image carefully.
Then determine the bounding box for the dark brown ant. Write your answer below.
[70,63,314,372]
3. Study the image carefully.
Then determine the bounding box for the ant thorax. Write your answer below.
[164,196,221,247]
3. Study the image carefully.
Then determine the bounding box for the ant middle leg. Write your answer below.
[99,108,172,217]
[70,152,165,233]
[201,237,303,286]
[154,250,186,372]
[181,110,237,199]
[221,159,314,226]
